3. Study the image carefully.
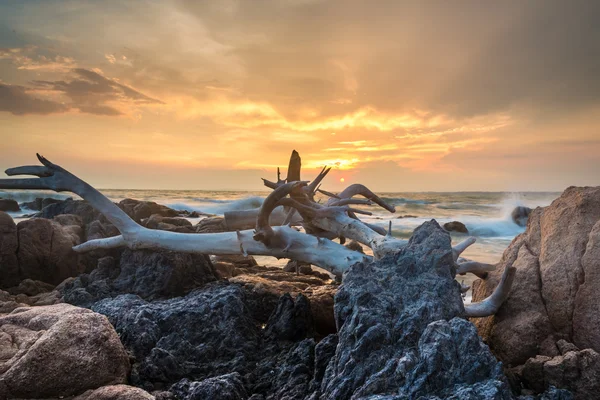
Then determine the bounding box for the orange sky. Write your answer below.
[1,1,599,191]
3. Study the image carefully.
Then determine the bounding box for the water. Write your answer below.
[2,189,560,298]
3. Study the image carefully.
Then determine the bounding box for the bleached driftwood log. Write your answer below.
[0,151,514,317]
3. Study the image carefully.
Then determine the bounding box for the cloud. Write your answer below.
[0,47,76,72]
[0,83,68,115]
[0,68,164,116]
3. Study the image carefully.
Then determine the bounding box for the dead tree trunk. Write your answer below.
[0,151,514,317]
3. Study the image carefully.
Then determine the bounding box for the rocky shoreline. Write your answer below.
[1,188,598,399]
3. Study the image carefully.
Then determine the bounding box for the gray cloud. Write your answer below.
[29,68,163,116]
[174,0,600,119]
[0,83,68,115]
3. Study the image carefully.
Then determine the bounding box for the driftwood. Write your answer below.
[0,151,514,317]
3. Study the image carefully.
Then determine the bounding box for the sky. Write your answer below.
[1,0,599,191]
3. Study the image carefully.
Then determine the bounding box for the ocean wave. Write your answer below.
[0,190,73,204]
[382,197,432,205]
[166,196,265,214]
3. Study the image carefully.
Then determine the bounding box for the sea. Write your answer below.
[1,189,561,299]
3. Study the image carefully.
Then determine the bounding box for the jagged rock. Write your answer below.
[309,334,338,393]
[170,373,248,400]
[443,220,469,233]
[74,384,155,400]
[0,199,19,212]
[0,211,19,288]
[16,218,84,285]
[62,250,218,307]
[519,349,600,399]
[512,206,533,227]
[265,293,314,342]
[252,339,315,400]
[92,284,261,391]
[318,221,510,399]
[0,304,130,399]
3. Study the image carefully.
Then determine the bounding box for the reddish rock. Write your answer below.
[0,211,19,288]
[0,304,130,398]
[17,218,84,285]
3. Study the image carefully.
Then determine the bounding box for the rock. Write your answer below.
[252,338,316,400]
[143,214,192,229]
[309,334,338,392]
[0,199,19,212]
[520,349,600,399]
[195,216,227,233]
[443,220,469,233]
[0,290,27,314]
[230,270,337,334]
[397,214,418,219]
[471,186,600,395]
[0,211,19,288]
[344,240,364,254]
[265,293,315,342]
[92,284,261,391]
[573,217,600,352]
[283,260,312,275]
[170,373,247,400]
[74,384,155,400]
[118,198,180,222]
[21,197,67,211]
[318,221,510,399]
[512,205,533,227]
[7,278,55,296]
[62,250,218,307]
[36,198,101,224]
[472,187,600,361]
[0,303,130,398]
[53,213,84,228]
[16,217,84,285]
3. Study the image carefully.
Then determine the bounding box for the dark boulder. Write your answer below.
[170,373,248,400]
[21,197,67,211]
[62,250,218,307]
[443,220,469,233]
[92,284,262,391]
[118,198,180,222]
[0,211,20,288]
[512,206,532,227]
[0,199,20,212]
[37,198,101,224]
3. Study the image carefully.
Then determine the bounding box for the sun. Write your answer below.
[340,178,345,183]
